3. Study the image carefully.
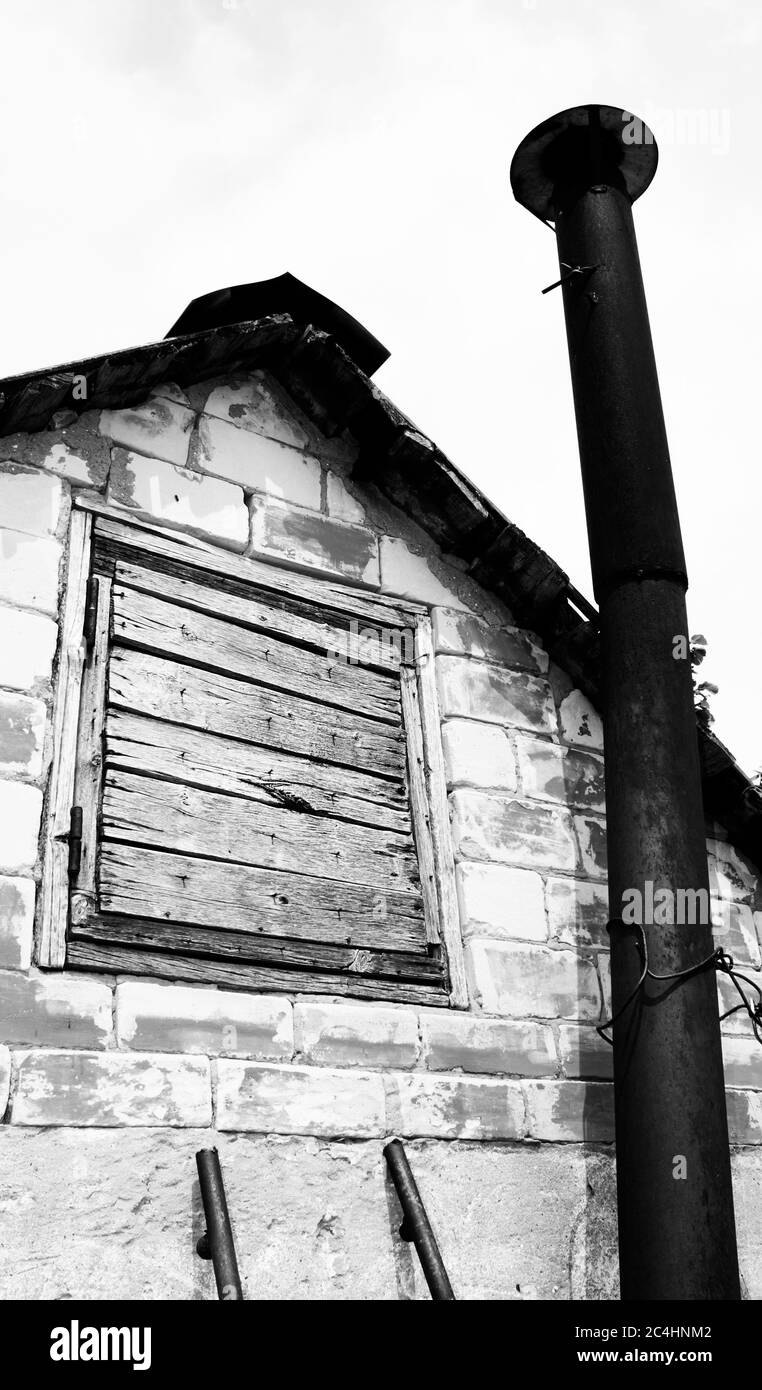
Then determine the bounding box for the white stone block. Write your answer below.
[546,877,610,949]
[726,1089,762,1145]
[391,1072,525,1140]
[249,497,379,586]
[326,471,366,523]
[100,396,194,467]
[0,971,113,1047]
[465,939,600,1020]
[711,899,761,968]
[216,1061,386,1137]
[420,1011,556,1076]
[108,450,248,550]
[197,414,321,508]
[432,607,545,671]
[0,876,34,969]
[707,839,758,903]
[115,981,293,1059]
[436,656,556,733]
[0,608,57,691]
[0,531,61,615]
[0,693,47,778]
[379,537,469,609]
[0,781,42,872]
[450,790,577,872]
[722,1035,762,1089]
[39,442,104,487]
[558,690,604,749]
[558,1023,613,1079]
[0,470,64,538]
[202,373,312,449]
[516,736,605,812]
[524,1079,614,1142]
[294,1001,419,1068]
[574,815,608,880]
[441,719,517,790]
[456,862,547,940]
[11,1051,211,1127]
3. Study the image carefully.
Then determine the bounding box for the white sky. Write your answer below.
[1,0,759,773]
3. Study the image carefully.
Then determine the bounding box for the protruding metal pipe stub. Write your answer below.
[383,1138,455,1301]
[509,103,658,223]
[195,1147,243,1301]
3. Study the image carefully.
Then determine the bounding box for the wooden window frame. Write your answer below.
[38,500,468,1007]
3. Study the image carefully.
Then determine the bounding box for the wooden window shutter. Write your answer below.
[59,510,466,1007]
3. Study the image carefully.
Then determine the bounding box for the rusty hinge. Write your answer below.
[54,806,84,880]
[67,806,83,879]
[83,575,99,652]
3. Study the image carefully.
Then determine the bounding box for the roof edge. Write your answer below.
[0,310,759,869]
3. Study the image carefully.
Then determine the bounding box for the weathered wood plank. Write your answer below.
[66,938,449,1005]
[400,665,441,948]
[416,618,469,1006]
[108,648,406,777]
[85,506,427,624]
[115,560,406,675]
[71,577,111,917]
[71,914,445,981]
[101,769,420,893]
[105,710,411,833]
[38,510,92,967]
[112,579,401,723]
[98,844,428,951]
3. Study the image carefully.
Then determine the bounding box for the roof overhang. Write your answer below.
[1,292,760,869]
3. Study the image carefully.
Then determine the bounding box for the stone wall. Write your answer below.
[0,369,760,1299]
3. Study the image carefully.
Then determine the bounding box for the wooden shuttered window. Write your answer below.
[57,510,465,1007]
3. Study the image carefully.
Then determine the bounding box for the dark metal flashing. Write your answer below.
[0,312,759,869]
[166,273,390,378]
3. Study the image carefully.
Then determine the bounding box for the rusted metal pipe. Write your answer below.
[510,105,740,1300]
[383,1139,455,1300]
[195,1148,243,1300]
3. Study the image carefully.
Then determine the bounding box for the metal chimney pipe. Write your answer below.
[510,105,740,1301]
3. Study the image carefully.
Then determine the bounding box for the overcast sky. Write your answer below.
[1,0,759,773]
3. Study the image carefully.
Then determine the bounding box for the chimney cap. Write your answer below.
[510,104,658,223]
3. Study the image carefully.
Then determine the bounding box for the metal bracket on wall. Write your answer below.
[541,262,598,294]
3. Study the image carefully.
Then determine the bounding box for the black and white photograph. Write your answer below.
[0,0,759,1356]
